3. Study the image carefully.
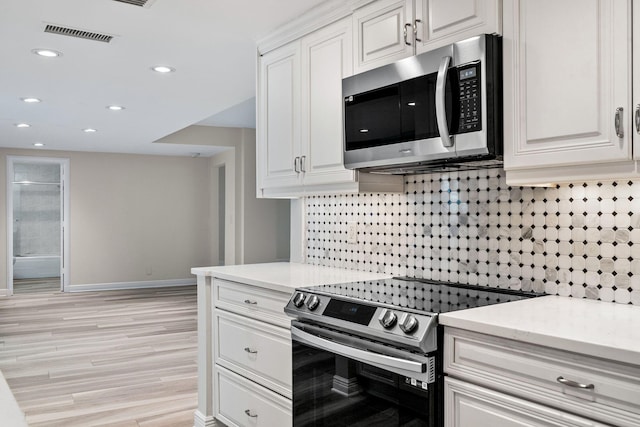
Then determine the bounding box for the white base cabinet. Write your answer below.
[216,366,291,427]
[212,279,293,427]
[444,327,640,427]
[445,377,608,427]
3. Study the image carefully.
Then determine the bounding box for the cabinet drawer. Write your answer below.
[214,278,291,327]
[216,365,292,427]
[444,328,640,427]
[445,377,608,427]
[215,310,292,398]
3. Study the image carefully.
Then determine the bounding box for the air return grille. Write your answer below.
[44,24,113,43]
[112,0,151,6]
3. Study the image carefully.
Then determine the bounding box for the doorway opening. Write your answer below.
[7,156,70,295]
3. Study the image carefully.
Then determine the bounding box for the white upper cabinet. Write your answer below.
[634,1,640,161]
[353,0,502,74]
[353,0,414,73]
[257,14,404,198]
[503,0,633,185]
[414,0,502,53]
[257,41,302,191]
[301,18,356,187]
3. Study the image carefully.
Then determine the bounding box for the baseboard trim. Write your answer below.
[0,290,8,297]
[193,410,215,427]
[68,278,196,293]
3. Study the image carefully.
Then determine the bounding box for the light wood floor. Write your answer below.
[13,278,61,294]
[0,286,198,427]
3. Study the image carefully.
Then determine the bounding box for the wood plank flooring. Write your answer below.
[13,278,61,294]
[0,286,198,427]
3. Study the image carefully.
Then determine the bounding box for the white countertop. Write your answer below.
[191,262,391,294]
[440,295,640,366]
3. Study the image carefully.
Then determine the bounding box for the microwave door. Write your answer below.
[399,66,457,158]
[344,85,403,151]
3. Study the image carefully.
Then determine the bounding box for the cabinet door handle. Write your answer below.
[556,376,594,390]
[635,104,640,134]
[245,409,258,418]
[300,155,306,172]
[294,156,300,173]
[413,19,422,43]
[615,107,624,138]
[404,23,412,46]
[243,299,257,305]
[244,347,258,354]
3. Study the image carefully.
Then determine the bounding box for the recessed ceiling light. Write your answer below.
[151,65,175,73]
[33,142,45,147]
[83,128,97,133]
[32,48,62,58]
[107,105,125,111]
[15,123,31,128]
[21,97,41,103]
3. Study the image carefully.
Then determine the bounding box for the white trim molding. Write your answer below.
[68,278,196,293]
[0,290,8,297]
[193,410,215,427]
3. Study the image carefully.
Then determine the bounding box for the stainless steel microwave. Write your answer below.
[343,34,502,173]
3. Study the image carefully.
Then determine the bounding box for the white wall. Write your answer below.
[0,148,212,291]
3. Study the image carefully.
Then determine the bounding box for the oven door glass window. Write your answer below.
[293,340,433,426]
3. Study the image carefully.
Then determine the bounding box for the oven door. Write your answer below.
[291,322,438,427]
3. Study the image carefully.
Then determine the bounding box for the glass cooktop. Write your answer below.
[303,277,541,315]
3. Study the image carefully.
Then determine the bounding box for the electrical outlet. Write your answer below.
[347,222,358,244]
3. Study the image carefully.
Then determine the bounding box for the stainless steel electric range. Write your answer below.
[285,277,541,427]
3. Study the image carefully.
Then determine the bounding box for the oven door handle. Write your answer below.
[291,325,426,374]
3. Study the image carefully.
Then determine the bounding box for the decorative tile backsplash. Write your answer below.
[305,168,640,305]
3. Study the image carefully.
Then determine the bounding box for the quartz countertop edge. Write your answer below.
[439,295,640,366]
[191,262,392,294]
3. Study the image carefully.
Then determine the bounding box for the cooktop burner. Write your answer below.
[303,277,538,314]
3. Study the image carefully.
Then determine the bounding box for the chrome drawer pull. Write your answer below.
[243,299,257,305]
[244,347,258,354]
[615,107,624,138]
[556,376,594,390]
[245,409,258,418]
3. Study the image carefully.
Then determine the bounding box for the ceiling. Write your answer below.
[0,0,324,157]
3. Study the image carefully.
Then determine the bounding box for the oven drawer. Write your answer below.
[214,278,291,327]
[215,310,292,398]
[444,328,640,427]
[216,365,292,427]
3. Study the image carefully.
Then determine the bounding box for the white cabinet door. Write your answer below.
[633,0,640,160]
[301,17,356,187]
[257,41,302,190]
[353,0,414,74]
[445,377,609,427]
[415,0,502,53]
[503,0,631,175]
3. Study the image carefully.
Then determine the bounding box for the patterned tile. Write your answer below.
[305,169,640,305]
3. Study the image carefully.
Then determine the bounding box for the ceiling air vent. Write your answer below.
[112,0,153,7]
[44,24,113,43]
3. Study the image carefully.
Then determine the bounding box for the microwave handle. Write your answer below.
[436,56,454,148]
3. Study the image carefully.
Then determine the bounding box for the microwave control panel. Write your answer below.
[457,63,481,133]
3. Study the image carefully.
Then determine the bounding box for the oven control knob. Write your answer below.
[292,292,306,308]
[306,295,320,311]
[378,309,397,329]
[399,314,419,334]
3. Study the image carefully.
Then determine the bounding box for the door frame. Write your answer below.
[6,156,70,295]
